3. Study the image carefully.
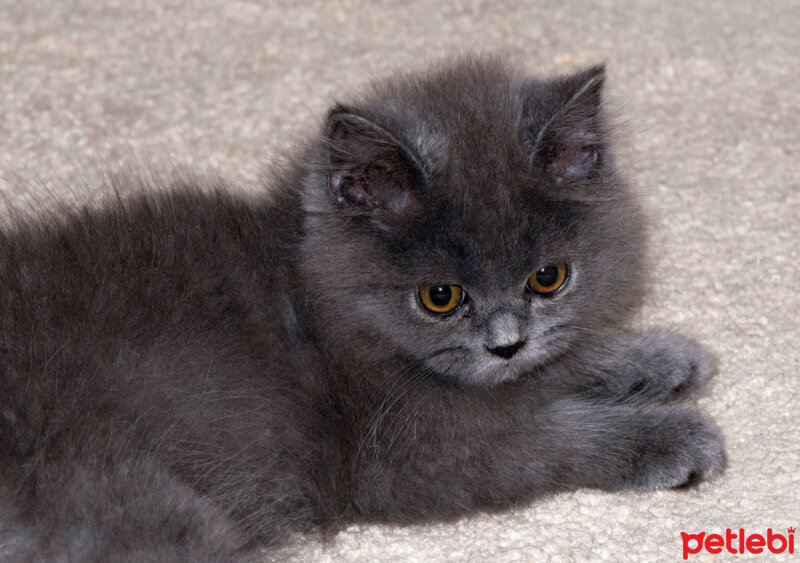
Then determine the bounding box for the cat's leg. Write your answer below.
[555,332,717,402]
[537,398,726,491]
[349,392,725,522]
[0,455,250,562]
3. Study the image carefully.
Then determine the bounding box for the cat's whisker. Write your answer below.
[352,360,424,471]
[361,362,440,469]
[382,367,441,468]
[426,346,464,361]
[365,367,433,467]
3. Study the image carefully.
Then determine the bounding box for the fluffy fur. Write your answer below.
[0,56,725,561]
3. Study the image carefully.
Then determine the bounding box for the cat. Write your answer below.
[0,55,725,561]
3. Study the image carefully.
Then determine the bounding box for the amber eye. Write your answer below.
[419,284,464,314]
[526,262,568,295]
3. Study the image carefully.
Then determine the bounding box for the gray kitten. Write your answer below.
[0,56,725,560]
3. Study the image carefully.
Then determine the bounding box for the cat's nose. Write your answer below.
[488,341,525,359]
[485,311,524,358]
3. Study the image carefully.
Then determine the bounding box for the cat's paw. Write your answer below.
[627,406,726,490]
[630,333,717,401]
[586,332,717,403]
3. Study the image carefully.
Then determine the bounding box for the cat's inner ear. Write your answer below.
[325,111,423,216]
[528,65,606,184]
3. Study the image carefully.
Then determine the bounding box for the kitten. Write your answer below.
[0,56,725,561]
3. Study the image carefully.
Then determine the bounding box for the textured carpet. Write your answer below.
[1,1,798,561]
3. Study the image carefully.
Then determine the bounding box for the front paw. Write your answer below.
[626,406,726,490]
[632,333,717,401]
[587,333,717,402]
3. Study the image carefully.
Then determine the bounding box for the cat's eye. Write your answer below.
[419,284,464,314]
[526,262,568,295]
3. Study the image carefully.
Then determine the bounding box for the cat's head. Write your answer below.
[300,57,645,387]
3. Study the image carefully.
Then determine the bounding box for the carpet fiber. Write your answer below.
[1,1,797,561]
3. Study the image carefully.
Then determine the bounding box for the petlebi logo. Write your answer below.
[681,527,796,560]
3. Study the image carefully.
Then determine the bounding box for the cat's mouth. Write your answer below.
[422,331,564,387]
[420,342,556,387]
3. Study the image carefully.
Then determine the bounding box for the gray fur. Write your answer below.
[0,56,724,560]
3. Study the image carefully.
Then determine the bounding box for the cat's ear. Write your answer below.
[325,110,424,217]
[527,65,606,184]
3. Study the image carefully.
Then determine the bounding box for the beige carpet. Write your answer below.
[1,1,798,561]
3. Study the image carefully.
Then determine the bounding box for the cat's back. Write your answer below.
[0,178,306,336]
[0,178,311,459]
[0,179,336,553]
[0,181,295,333]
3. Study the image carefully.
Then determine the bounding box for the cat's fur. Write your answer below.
[0,56,725,561]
